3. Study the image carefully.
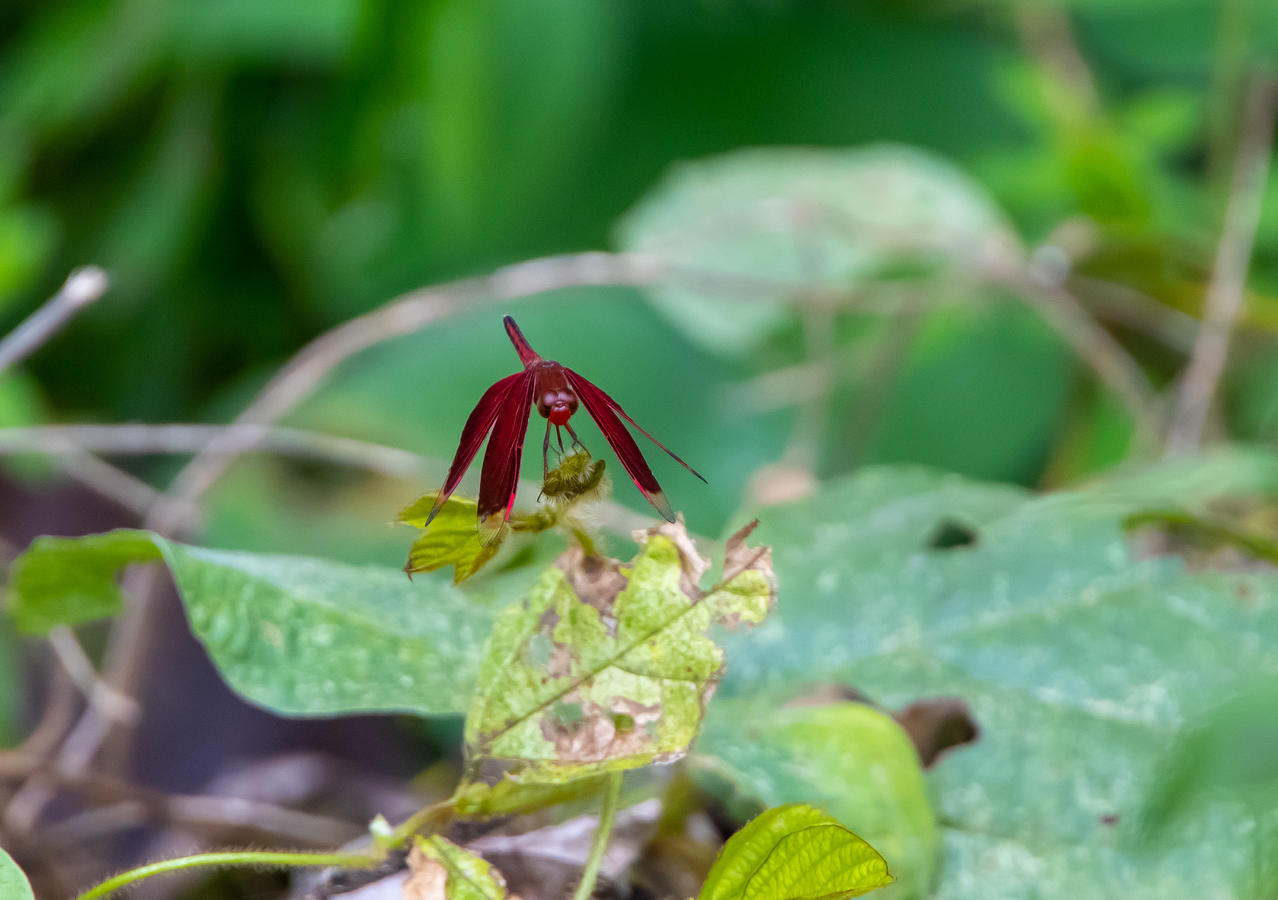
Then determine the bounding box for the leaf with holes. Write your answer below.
[716,451,1278,898]
[464,520,775,783]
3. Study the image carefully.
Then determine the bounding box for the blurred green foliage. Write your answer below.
[2,0,1272,487]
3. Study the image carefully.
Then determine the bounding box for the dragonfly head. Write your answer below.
[539,387,578,425]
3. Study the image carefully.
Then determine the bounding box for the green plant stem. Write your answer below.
[388,798,453,848]
[572,771,623,900]
[74,850,378,900]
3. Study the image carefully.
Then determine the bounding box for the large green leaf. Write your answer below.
[464,521,775,783]
[6,529,498,717]
[698,803,892,900]
[717,454,1278,898]
[695,701,936,900]
[615,145,1020,356]
[0,847,33,900]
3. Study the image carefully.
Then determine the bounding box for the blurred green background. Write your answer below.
[2,0,1277,562]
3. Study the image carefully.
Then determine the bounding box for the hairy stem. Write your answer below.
[73,850,377,900]
[572,771,623,900]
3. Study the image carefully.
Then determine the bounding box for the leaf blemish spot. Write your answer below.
[926,518,978,550]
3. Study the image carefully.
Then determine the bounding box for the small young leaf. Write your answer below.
[0,846,34,900]
[399,494,503,582]
[407,835,508,900]
[464,520,775,783]
[699,804,892,900]
[4,529,497,717]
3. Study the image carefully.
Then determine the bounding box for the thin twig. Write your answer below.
[0,423,434,478]
[0,752,358,847]
[1068,275,1200,353]
[781,227,838,471]
[0,267,108,373]
[1011,2,1099,126]
[56,450,176,519]
[998,267,1162,452]
[1166,71,1278,456]
[46,628,140,726]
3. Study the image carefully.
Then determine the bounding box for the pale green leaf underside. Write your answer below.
[465,530,773,782]
[719,451,1278,898]
[699,804,892,900]
[0,847,34,900]
[6,529,496,717]
[616,144,1017,355]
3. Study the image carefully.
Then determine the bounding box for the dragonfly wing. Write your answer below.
[598,395,706,484]
[564,368,677,523]
[426,371,525,527]
[477,369,535,543]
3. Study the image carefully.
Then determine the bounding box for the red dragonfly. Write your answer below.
[425,316,705,539]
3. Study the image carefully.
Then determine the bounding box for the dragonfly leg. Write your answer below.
[564,422,586,453]
[542,418,552,479]
[556,425,566,455]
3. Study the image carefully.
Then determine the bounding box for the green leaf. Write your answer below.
[399,494,502,582]
[615,145,1020,355]
[408,835,508,900]
[718,453,1278,897]
[695,701,936,900]
[464,521,775,783]
[8,530,163,634]
[699,804,892,900]
[0,846,34,900]
[5,529,496,717]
